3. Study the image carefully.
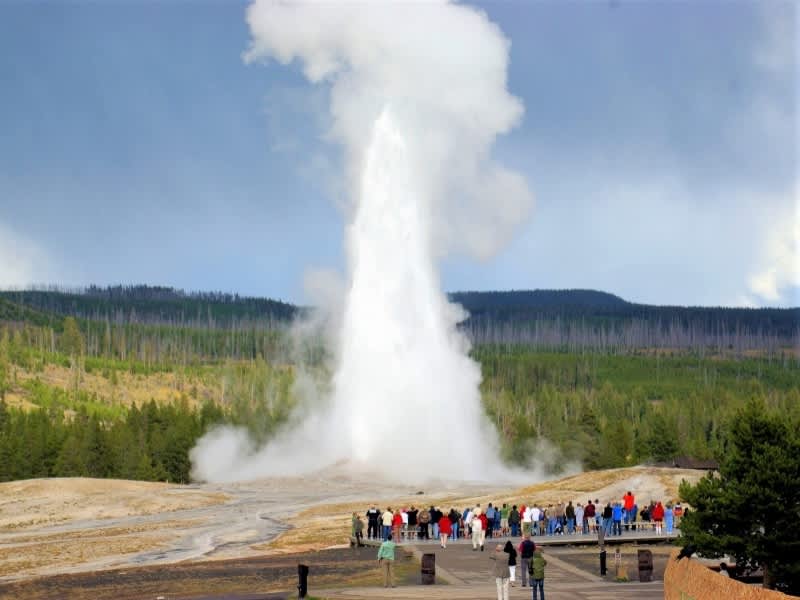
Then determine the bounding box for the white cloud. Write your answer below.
[0,222,52,288]
[746,189,800,304]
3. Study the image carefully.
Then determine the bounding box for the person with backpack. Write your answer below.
[528,548,547,600]
[509,505,521,537]
[518,533,536,587]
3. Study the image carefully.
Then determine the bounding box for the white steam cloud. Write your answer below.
[0,222,52,288]
[191,0,533,483]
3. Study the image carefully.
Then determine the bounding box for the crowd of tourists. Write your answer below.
[354,491,685,549]
[362,490,684,597]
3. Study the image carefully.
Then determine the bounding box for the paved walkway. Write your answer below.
[319,538,665,600]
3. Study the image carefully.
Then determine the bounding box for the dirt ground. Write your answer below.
[0,466,704,595]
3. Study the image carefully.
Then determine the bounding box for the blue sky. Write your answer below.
[0,0,796,307]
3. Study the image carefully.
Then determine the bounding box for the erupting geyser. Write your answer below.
[191,0,533,483]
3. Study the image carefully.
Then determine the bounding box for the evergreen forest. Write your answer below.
[0,286,798,483]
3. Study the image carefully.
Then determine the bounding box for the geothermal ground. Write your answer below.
[0,466,703,596]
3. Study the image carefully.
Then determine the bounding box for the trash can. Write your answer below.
[638,549,653,582]
[421,552,436,584]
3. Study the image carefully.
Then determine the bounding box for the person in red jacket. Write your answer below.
[392,509,403,541]
[438,513,452,548]
[652,501,665,534]
[479,512,489,551]
[623,491,635,530]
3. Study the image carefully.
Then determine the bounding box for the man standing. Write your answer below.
[353,514,365,547]
[623,491,635,530]
[584,499,595,534]
[612,502,623,536]
[486,503,496,539]
[366,505,380,540]
[382,507,394,541]
[518,533,536,587]
[500,503,510,537]
[565,501,576,534]
[509,505,520,537]
[407,506,418,541]
[377,534,396,588]
[530,505,541,536]
[449,507,461,540]
[490,543,511,600]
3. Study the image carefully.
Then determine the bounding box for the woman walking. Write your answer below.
[490,544,511,600]
[504,540,518,586]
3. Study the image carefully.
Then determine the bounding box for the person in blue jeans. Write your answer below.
[612,502,623,536]
[529,548,547,599]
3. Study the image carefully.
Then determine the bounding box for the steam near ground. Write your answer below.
[191,0,536,484]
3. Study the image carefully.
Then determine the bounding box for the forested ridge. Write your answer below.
[0,285,798,483]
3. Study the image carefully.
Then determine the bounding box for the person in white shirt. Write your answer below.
[522,505,532,536]
[575,504,585,535]
[470,510,482,550]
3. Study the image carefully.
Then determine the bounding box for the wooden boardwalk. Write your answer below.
[322,538,667,599]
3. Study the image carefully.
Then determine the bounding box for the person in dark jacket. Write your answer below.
[518,534,536,587]
[503,540,518,586]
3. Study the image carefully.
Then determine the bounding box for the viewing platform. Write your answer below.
[353,528,680,548]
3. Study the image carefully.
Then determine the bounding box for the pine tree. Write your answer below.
[679,400,800,593]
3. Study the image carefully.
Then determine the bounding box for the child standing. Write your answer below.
[529,549,547,600]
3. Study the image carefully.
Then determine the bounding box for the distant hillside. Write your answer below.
[0,285,298,328]
[1,285,797,353]
[450,289,629,310]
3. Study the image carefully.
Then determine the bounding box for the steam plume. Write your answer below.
[191,0,533,482]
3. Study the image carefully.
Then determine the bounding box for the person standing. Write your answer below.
[530,505,541,536]
[500,503,510,537]
[438,512,451,548]
[353,514,365,547]
[583,500,595,534]
[602,502,613,534]
[518,533,536,587]
[529,548,547,600]
[449,507,461,541]
[392,509,403,541]
[623,491,635,530]
[565,501,576,534]
[486,503,496,539]
[652,501,665,534]
[407,506,418,541]
[612,502,623,536]
[366,505,381,540]
[479,511,489,551]
[382,507,394,541]
[490,543,511,600]
[664,503,674,534]
[575,503,584,536]
[509,505,521,537]
[418,507,430,540]
[471,508,483,551]
[377,534,396,588]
